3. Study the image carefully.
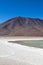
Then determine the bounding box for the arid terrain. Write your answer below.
[0,37,43,65]
[0,16,43,65]
[0,17,43,36]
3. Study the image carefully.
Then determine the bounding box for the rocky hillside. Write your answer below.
[0,16,43,36]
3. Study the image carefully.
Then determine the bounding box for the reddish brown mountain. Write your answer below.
[0,16,43,36]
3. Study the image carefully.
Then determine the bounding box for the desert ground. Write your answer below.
[0,37,43,65]
[0,36,43,41]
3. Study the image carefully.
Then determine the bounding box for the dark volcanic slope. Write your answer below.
[0,16,43,36]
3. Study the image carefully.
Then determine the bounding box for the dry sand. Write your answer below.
[0,36,43,41]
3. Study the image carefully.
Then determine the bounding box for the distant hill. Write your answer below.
[0,16,43,36]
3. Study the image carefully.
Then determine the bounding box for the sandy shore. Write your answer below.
[0,36,43,41]
[0,39,43,65]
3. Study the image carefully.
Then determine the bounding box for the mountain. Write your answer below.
[0,16,43,36]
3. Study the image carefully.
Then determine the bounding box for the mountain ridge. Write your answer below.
[0,16,43,36]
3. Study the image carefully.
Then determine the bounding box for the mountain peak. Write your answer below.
[0,17,43,36]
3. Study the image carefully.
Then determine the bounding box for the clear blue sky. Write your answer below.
[0,0,43,23]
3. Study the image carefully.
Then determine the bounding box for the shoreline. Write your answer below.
[0,36,43,41]
[0,41,43,65]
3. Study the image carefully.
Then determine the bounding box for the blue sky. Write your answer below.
[0,0,43,23]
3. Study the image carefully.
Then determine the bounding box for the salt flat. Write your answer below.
[0,37,43,65]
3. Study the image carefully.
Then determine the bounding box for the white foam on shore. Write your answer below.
[0,39,43,65]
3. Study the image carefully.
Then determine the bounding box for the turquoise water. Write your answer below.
[14,40,43,48]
